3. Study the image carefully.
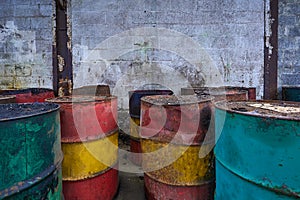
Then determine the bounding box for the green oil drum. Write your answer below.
[0,103,63,199]
[282,86,300,102]
[214,101,300,199]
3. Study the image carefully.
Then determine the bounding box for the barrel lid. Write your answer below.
[0,103,60,122]
[141,95,213,106]
[46,95,117,103]
[215,100,300,121]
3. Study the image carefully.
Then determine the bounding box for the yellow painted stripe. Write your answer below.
[62,132,118,180]
[130,117,140,138]
[141,139,214,186]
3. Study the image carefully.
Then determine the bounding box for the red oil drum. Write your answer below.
[0,88,54,103]
[46,96,119,200]
[128,89,173,166]
[140,95,215,200]
[62,166,118,200]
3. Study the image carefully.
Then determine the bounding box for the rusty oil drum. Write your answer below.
[140,95,215,200]
[0,95,16,104]
[128,89,173,166]
[282,85,300,102]
[181,86,251,101]
[46,96,119,200]
[214,101,300,199]
[0,88,55,103]
[0,103,63,199]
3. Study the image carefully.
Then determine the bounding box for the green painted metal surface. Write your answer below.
[0,103,63,199]
[214,103,300,199]
[2,168,63,200]
[282,86,300,102]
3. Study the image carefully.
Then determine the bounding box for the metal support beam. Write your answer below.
[53,0,72,96]
[264,0,278,100]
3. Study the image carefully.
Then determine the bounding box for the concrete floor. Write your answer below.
[114,137,146,200]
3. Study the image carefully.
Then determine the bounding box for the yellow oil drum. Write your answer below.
[129,117,140,138]
[46,96,119,199]
[140,95,215,199]
[62,131,118,180]
[129,117,143,166]
[142,138,214,185]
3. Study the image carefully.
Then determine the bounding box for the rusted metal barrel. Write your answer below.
[282,86,300,102]
[46,96,119,199]
[214,101,300,199]
[181,86,250,101]
[140,95,215,200]
[0,88,55,103]
[73,84,111,96]
[0,95,16,104]
[0,103,63,199]
[128,89,173,166]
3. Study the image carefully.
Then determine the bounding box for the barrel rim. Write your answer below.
[0,103,60,122]
[141,95,213,106]
[46,95,117,103]
[214,100,300,121]
[128,89,173,95]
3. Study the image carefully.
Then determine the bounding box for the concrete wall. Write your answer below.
[278,0,300,87]
[71,0,265,132]
[0,0,53,89]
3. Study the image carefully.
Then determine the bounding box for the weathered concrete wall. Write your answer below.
[278,0,300,87]
[72,0,265,97]
[0,0,53,89]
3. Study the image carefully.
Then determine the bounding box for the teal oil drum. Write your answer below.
[282,86,300,102]
[0,103,63,199]
[214,101,300,199]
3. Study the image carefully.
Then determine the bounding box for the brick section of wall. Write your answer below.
[278,0,300,87]
[0,0,53,89]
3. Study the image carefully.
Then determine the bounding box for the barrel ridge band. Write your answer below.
[144,172,215,187]
[61,128,119,143]
[216,158,300,198]
[62,162,118,181]
[0,161,62,198]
